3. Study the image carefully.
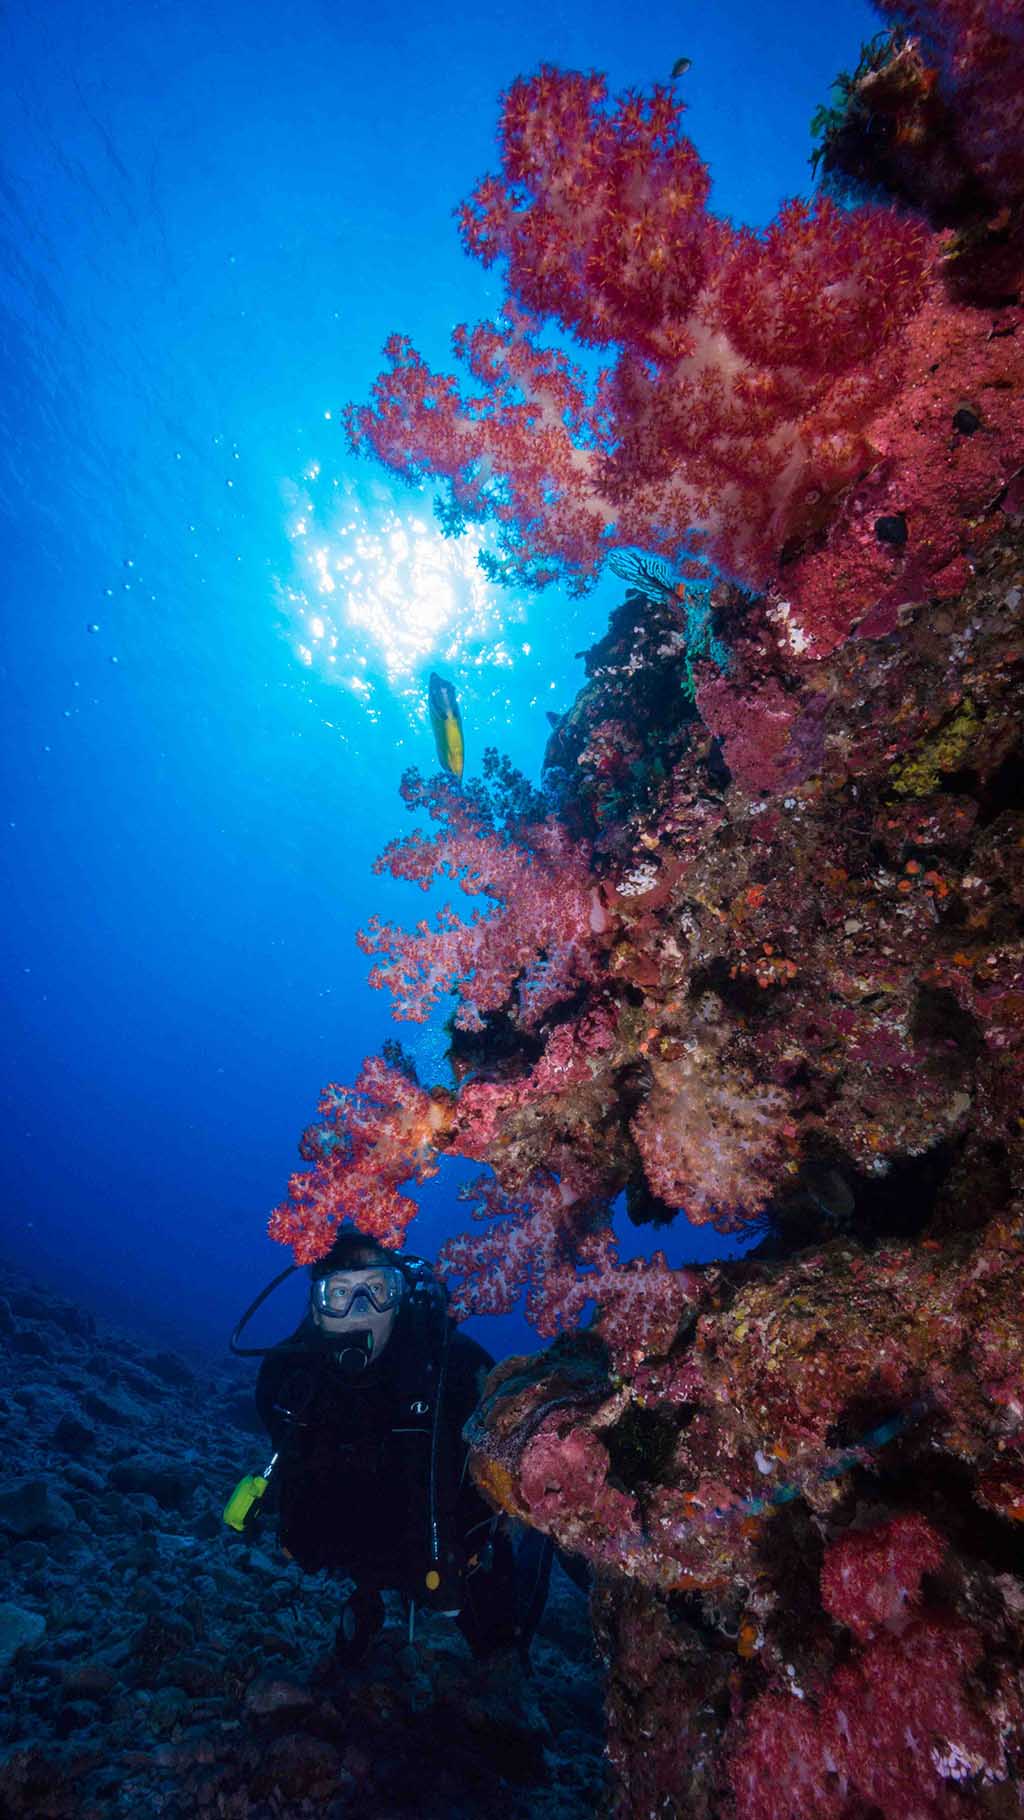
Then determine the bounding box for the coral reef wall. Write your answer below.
[458,499,1024,1810]
[273,6,1024,1811]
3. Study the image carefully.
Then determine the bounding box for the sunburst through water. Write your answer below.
[276,467,525,727]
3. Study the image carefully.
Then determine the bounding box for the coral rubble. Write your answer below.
[0,1262,603,1817]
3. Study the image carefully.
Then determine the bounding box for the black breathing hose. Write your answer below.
[228,1262,302,1356]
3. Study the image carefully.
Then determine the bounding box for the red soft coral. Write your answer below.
[732,1620,1007,1820]
[347,68,932,596]
[821,1513,947,1640]
[763,287,1024,658]
[267,1058,452,1262]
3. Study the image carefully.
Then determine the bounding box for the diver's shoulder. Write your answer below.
[447,1327,495,1375]
[275,1316,320,1350]
[256,1319,320,1376]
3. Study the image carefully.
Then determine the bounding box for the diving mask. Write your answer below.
[311,1265,404,1321]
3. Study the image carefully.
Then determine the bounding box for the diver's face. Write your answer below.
[311,1266,401,1356]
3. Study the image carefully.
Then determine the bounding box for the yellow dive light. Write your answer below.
[223,1454,277,1533]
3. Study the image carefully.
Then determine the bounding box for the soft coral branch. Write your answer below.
[348,68,932,594]
[439,1171,698,1367]
[357,770,606,1029]
[267,1057,453,1262]
[731,1619,1008,1820]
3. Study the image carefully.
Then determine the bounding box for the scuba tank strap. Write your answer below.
[427,1308,452,1579]
[389,1256,460,1607]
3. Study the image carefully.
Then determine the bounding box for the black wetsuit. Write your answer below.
[255,1303,513,1644]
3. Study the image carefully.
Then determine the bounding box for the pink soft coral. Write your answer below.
[821,1513,947,1641]
[732,1620,1007,1820]
[630,1028,798,1228]
[267,1058,453,1261]
[357,772,605,1030]
[347,68,932,595]
[439,1170,697,1366]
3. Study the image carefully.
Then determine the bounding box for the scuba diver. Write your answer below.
[228,1228,548,1667]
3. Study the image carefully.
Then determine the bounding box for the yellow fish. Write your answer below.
[428,671,464,782]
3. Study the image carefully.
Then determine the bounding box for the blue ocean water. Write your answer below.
[1,0,878,1362]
